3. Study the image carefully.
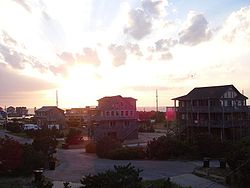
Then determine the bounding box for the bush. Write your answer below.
[192,133,231,158]
[146,136,193,160]
[96,136,121,158]
[65,128,82,145]
[80,163,143,188]
[0,136,23,175]
[226,139,250,186]
[6,122,23,133]
[20,144,46,175]
[0,136,48,176]
[109,147,146,160]
[32,136,57,155]
[85,142,96,153]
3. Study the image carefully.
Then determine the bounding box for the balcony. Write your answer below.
[177,106,249,113]
[179,119,250,128]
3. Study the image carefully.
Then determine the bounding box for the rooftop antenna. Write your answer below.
[56,90,58,107]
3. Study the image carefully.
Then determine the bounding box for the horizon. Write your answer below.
[0,0,250,108]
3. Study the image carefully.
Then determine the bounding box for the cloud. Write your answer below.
[2,31,17,46]
[124,9,152,40]
[155,38,177,51]
[58,52,75,64]
[128,85,172,92]
[219,6,250,43]
[142,0,167,17]
[160,52,172,60]
[12,0,32,13]
[76,48,100,66]
[126,43,143,56]
[179,11,212,46]
[108,44,127,66]
[0,44,25,69]
[0,64,56,95]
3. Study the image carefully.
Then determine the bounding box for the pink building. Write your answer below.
[92,95,138,141]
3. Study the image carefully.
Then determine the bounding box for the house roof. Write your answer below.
[97,95,137,101]
[172,85,248,100]
[35,106,64,112]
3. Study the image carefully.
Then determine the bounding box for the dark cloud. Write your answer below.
[13,0,32,13]
[76,48,100,66]
[126,43,143,56]
[155,38,177,51]
[124,9,152,40]
[179,12,212,46]
[108,44,127,66]
[142,0,165,17]
[0,44,25,69]
[0,64,56,95]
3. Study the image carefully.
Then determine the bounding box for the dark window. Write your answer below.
[125,111,128,116]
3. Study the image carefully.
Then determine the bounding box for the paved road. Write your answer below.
[44,149,208,183]
[0,129,32,144]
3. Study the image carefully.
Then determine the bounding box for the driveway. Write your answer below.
[44,149,204,183]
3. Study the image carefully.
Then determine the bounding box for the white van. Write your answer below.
[23,124,40,130]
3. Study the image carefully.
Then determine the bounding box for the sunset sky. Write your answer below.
[0,0,250,109]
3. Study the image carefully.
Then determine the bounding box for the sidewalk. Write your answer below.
[170,173,228,188]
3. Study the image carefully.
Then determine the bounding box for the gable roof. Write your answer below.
[35,106,64,112]
[172,85,248,100]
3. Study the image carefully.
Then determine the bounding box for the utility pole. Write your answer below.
[56,90,58,107]
[156,89,158,121]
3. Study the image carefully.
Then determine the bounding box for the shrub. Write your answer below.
[192,133,231,158]
[80,163,142,188]
[0,136,23,175]
[85,142,96,153]
[6,122,23,133]
[65,128,82,145]
[32,136,57,155]
[146,136,192,160]
[0,136,47,176]
[20,144,46,175]
[96,136,121,158]
[109,147,146,160]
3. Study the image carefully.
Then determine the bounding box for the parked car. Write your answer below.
[23,124,40,130]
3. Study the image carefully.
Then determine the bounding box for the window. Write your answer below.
[125,111,128,116]
[116,111,119,116]
[124,121,129,126]
[224,100,228,106]
[111,111,114,116]
[238,101,242,106]
[130,111,133,116]
[106,111,110,116]
[121,111,124,116]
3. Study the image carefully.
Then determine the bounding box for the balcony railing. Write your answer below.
[178,119,250,128]
[177,106,249,113]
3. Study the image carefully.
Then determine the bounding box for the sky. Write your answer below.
[0,0,250,109]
